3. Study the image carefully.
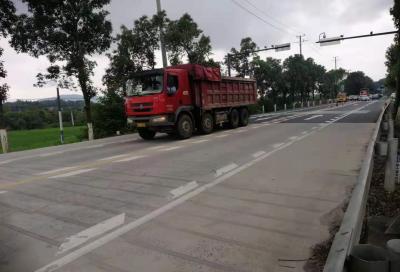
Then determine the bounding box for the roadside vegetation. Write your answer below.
[0,126,86,153]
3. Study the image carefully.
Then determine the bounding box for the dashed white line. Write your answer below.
[0,191,7,194]
[84,144,105,149]
[169,181,199,199]
[115,155,145,162]
[215,134,229,138]
[301,131,308,135]
[312,126,319,130]
[252,151,266,158]
[288,136,298,141]
[146,145,168,150]
[160,146,183,151]
[36,166,78,176]
[304,114,323,121]
[215,163,238,177]
[234,129,247,133]
[272,143,285,149]
[98,154,130,161]
[190,139,210,144]
[251,126,262,129]
[57,213,125,255]
[49,168,97,179]
[0,159,19,165]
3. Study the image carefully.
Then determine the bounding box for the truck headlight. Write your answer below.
[151,116,167,123]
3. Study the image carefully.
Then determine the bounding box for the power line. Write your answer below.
[240,0,300,35]
[229,0,290,35]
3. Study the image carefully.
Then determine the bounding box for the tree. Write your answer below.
[225,37,257,77]
[320,68,346,99]
[11,0,112,139]
[283,55,308,103]
[344,71,374,95]
[104,14,161,95]
[389,1,400,118]
[252,57,283,106]
[164,13,214,65]
[0,0,16,128]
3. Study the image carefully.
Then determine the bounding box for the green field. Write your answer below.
[0,126,86,153]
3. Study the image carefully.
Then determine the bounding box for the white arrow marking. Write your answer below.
[304,114,323,120]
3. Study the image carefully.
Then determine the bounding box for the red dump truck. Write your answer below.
[125,64,257,140]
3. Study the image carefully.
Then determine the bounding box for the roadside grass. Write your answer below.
[0,126,86,154]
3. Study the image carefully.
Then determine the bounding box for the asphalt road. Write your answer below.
[0,100,385,272]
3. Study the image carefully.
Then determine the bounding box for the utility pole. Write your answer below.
[156,0,168,68]
[333,56,338,70]
[56,87,64,144]
[296,34,306,56]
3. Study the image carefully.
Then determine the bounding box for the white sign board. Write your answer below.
[274,43,291,52]
[319,37,342,46]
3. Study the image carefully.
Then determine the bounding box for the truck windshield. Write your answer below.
[126,74,164,96]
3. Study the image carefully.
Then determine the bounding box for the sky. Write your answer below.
[0,0,395,100]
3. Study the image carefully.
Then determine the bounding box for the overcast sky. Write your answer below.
[0,0,395,100]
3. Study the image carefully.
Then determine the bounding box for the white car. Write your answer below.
[359,95,370,101]
[348,95,358,101]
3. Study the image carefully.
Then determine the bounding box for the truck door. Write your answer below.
[165,69,191,113]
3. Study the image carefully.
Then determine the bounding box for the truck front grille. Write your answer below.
[131,102,153,113]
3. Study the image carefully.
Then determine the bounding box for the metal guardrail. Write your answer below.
[323,100,391,272]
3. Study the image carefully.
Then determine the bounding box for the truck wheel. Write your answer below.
[177,114,193,139]
[138,128,156,140]
[229,109,239,129]
[239,108,249,126]
[200,113,214,134]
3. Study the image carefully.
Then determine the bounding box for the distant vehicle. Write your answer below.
[336,92,347,102]
[359,95,370,101]
[125,64,257,140]
[348,95,358,101]
[360,89,369,96]
[370,93,380,100]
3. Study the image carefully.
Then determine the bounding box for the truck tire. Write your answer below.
[177,114,193,139]
[239,108,249,126]
[229,109,239,129]
[199,113,214,134]
[138,128,156,140]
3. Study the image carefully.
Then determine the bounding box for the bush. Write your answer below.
[92,91,133,138]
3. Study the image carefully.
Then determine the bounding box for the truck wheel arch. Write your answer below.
[175,106,195,125]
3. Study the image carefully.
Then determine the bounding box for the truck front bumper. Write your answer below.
[127,115,175,128]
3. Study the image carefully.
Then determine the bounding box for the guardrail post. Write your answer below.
[274,104,277,112]
[87,123,94,141]
[293,102,295,109]
[284,103,287,111]
[0,129,9,153]
[307,101,310,107]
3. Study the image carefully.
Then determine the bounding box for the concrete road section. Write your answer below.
[0,100,385,272]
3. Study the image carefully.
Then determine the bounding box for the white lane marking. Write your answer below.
[234,129,247,133]
[57,213,125,255]
[312,126,319,130]
[190,139,210,144]
[256,116,275,121]
[215,163,238,177]
[98,154,130,161]
[215,134,229,138]
[304,114,323,121]
[146,145,168,150]
[251,126,261,129]
[325,120,331,123]
[39,151,65,157]
[33,101,378,272]
[49,168,96,179]
[169,181,199,199]
[301,131,308,135]
[0,191,7,194]
[160,146,183,151]
[115,155,145,162]
[36,167,78,176]
[0,159,18,165]
[272,143,285,149]
[252,151,266,158]
[288,136,298,141]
